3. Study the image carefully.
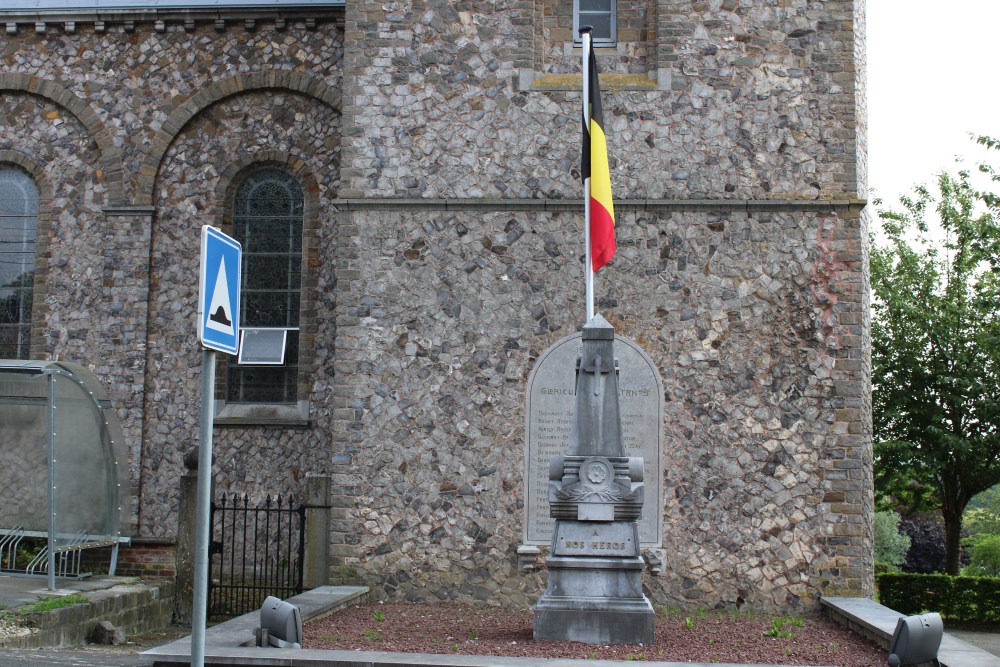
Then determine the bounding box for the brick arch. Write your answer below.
[0,73,125,206]
[138,71,341,206]
[212,150,322,223]
[208,150,326,407]
[0,150,56,359]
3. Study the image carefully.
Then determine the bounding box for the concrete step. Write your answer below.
[822,596,1000,667]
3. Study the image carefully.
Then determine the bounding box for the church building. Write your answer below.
[0,0,870,610]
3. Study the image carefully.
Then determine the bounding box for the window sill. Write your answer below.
[517,69,670,92]
[214,400,311,428]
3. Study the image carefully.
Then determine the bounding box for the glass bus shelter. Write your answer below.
[0,360,130,590]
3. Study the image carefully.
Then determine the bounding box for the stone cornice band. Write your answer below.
[333,198,868,213]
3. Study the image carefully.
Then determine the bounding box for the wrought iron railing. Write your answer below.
[208,492,305,617]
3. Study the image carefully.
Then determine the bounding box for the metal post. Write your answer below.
[46,372,56,592]
[582,28,595,322]
[191,348,216,667]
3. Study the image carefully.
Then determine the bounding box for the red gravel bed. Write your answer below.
[304,601,885,665]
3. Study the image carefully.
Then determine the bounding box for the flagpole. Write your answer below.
[581,27,595,322]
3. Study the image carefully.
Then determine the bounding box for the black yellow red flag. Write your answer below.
[582,47,615,272]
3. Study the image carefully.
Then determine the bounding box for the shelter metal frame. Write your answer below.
[0,361,131,590]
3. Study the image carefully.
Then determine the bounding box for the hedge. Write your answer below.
[877,573,1000,622]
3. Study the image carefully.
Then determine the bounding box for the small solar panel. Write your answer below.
[237,328,287,365]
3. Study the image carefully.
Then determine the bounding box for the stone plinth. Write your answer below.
[533,554,655,644]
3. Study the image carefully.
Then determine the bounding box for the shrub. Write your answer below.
[962,534,1000,577]
[877,573,1000,622]
[874,511,911,570]
[900,516,946,573]
[874,561,893,575]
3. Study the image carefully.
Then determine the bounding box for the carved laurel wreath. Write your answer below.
[554,484,634,503]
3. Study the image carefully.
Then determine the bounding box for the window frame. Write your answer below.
[0,167,38,361]
[573,0,617,48]
[214,165,310,427]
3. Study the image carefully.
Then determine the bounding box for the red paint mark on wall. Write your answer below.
[812,215,847,351]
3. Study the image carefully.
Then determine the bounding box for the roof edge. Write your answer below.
[0,2,344,31]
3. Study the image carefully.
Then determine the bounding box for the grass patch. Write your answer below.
[22,593,89,614]
[657,606,683,619]
[762,616,805,639]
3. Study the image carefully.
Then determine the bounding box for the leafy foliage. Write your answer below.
[900,515,947,574]
[872,165,1000,574]
[877,573,1000,622]
[762,618,794,639]
[967,482,1000,512]
[965,483,1000,534]
[22,593,89,614]
[962,533,1000,577]
[964,507,1000,535]
[873,511,911,570]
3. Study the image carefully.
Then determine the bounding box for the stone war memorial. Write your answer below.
[532,315,656,643]
[0,0,871,615]
[523,331,664,550]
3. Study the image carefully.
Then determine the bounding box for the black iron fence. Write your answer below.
[208,492,306,617]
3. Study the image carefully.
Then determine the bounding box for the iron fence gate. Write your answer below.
[208,492,306,617]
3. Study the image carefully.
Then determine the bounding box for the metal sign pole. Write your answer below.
[191,347,216,667]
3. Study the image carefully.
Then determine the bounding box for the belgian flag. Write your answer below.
[582,47,616,272]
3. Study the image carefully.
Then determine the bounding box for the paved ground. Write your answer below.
[949,629,1000,658]
[2,625,1000,667]
[0,577,997,667]
[0,626,187,666]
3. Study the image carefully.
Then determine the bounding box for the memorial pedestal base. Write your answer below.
[533,555,655,644]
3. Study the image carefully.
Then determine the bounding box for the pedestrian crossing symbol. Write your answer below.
[198,225,241,355]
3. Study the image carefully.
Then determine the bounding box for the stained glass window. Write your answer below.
[227,168,302,404]
[0,169,38,360]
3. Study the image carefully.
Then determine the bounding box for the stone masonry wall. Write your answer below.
[0,0,869,611]
[332,203,869,609]
[0,16,344,536]
[341,0,861,200]
[336,0,870,609]
[144,87,341,533]
[539,0,653,74]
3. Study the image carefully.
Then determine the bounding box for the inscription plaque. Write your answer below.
[553,522,637,557]
[523,333,663,546]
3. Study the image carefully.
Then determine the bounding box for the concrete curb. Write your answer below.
[145,585,371,664]
[822,596,1000,667]
[146,586,854,667]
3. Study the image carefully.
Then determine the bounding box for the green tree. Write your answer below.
[965,483,1000,535]
[872,167,1000,575]
[873,511,911,570]
[962,533,1000,577]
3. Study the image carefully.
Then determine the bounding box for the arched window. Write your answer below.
[0,168,38,360]
[227,168,303,404]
